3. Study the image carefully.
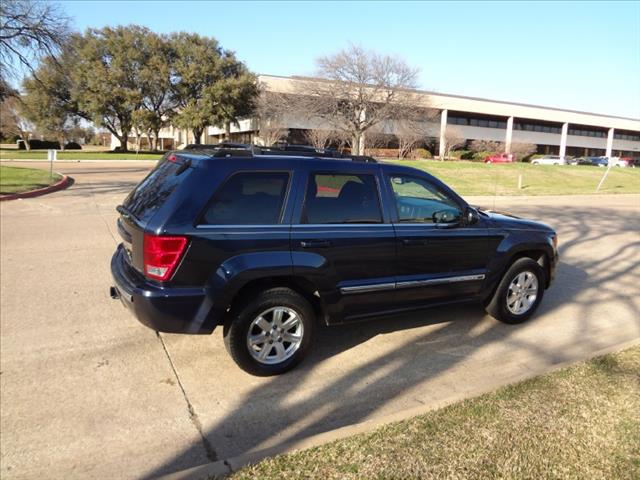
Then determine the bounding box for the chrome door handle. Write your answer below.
[300,240,332,248]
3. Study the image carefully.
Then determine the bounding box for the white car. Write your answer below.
[531,155,567,165]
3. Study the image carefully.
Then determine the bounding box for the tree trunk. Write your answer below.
[59,134,65,151]
[192,128,202,145]
[224,121,231,141]
[118,133,129,152]
[153,129,161,151]
[352,133,360,155]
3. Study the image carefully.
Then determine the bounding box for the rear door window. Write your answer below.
[200,172,290,225]
[303,173,382,224]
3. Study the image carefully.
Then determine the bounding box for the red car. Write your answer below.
[484,153,514,164]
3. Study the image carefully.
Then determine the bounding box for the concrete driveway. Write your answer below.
[1,161,639,479]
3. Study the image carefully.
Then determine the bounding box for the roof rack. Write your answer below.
[182,143,377,162]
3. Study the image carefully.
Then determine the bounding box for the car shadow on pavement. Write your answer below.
[140,204,638,479]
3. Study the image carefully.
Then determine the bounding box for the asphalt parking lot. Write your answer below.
[1,160,639,479]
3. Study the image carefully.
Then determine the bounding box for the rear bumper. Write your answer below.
[110,245,218,334]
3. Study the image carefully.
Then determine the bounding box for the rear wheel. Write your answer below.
[485,258,545,324]
[224,287,315,376]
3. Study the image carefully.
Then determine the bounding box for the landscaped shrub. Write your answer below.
[411,148,432,159]
[64,142,82,150]
[448,149,469,160]
[27,139,61,150]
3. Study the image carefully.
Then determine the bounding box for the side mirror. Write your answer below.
[465,207,479,225]
[433,209,461,226]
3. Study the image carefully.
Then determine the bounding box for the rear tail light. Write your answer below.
[143,234,188,281]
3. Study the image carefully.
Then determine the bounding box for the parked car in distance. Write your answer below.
[608,156,634,167]
[111,148,558,375]
[575,156,609,167]
[484,153,514,164]
[530,155,566,165]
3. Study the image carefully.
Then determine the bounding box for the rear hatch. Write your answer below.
[116,153,195,275]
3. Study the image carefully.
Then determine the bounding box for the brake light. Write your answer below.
[143,234,188,281]
[167,154,178,163]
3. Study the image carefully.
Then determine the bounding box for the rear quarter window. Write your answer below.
[200,172,290,225]
[122,159,187,224]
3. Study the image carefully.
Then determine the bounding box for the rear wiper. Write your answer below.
[175,158,191,175]
[116,204,134,219]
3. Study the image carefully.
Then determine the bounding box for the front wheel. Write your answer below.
[485,258,545,324]
[224,287,315,376]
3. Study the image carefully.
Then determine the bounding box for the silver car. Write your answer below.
[531,155,567,165]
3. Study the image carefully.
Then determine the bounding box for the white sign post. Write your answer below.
[47,149,57,180]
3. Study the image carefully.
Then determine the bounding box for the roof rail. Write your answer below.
[181,143,377,163]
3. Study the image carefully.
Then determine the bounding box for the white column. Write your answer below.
[439,109,448,158]
[505,116,514,153]
[606,128,614,157]
[559,122,568,159]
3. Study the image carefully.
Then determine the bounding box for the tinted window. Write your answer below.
[201,172,289,225]
[389,175,461,224]
[303,173,382,224]
[123,158,187,224]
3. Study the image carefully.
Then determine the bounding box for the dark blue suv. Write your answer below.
[111,150,557,375]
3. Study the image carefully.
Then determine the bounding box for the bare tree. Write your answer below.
[396,120,429,158]
[304,129,338,150]
[364,129,389,153]
[295,45,420,155]
[441,127,465,160]
[509,142,537,161]
[469,139,505,154]
[254,90,290,146]
[0,95,34,149]
[0,0,71,98]
[258,121,288,146]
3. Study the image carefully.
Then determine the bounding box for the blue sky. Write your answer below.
[61,0,640,118]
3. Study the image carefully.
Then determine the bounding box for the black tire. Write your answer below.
[224,287,315,376]
[485,258,545,324]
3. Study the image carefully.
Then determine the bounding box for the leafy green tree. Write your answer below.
[72,26,150,152]
[169,33,257,144]
[138,32,175,150]
[169,32,222,144]
[211,58,259,139]
[21,55,77,150]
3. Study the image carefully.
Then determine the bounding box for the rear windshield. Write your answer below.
[122,159,187,224]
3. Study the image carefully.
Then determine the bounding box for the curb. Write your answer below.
[1,158,159,163]
[156,338,640,480]
[0,174,72,201]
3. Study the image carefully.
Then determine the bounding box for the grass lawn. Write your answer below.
[0,148,163,161]
[385,159,640,196]
[0,165,62,194]
[230,345,640,480]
